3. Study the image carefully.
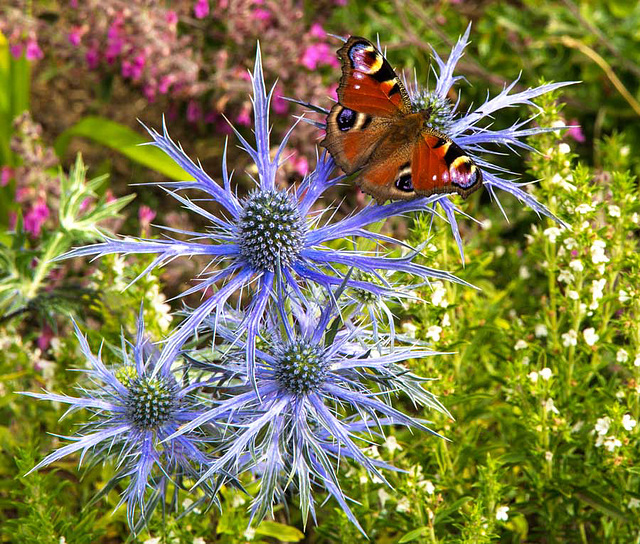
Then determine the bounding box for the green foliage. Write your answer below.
[55,117,193,182]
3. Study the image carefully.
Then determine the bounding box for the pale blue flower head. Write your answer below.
[20,314,213,531]
[170,296,449,534]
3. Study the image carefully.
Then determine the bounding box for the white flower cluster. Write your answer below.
[594,414,636,452]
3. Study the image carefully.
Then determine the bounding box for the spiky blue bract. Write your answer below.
[59,44,471,381]
[170,299,449,534]
[20,316,213,532]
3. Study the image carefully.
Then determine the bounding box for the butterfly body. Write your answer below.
[320,37,482,204]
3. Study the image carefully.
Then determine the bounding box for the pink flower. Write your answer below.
[138,205,156,225]
[10,43,23,59]
[236,105,252,126]
[86,48,99,69]
[300,43,338,70]
[68,28,83,46]
[15,187,30,203]
[194,0,210,19]
[25,39,44,61]
[327,83,338,100]
[24,199,50,237]
[1,166,13,187]
[272,85,289,115]
[309,23,325,38]
[158,76,173,94]
[567,120,585,143]
[166,10,179,27]
[79,197,93,213]
[37,325,54,351]
[291,154,309,176]
[143,84,157,102]
[252,8,272,21]
[186,100,202,123]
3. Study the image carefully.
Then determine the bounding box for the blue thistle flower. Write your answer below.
[170,299,448,534]
[297,25,576,260]
[20,314,214,531]
[59,45,471,382]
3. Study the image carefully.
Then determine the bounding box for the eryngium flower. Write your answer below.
[171,301,448,534]
[20,317,212,531]
[60,45,470,381]
[298,25,575,259]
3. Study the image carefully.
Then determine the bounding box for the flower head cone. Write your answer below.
[297,25,576,260]
[169,295,449,534]
[59,44,472,383]
[20,313,214,531]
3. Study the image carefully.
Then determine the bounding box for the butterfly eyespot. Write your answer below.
[337,108,357,131]
[396,174,414,192]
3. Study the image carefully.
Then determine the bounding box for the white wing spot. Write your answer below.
[432,175,437,181]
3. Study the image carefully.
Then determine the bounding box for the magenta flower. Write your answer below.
[252,8,272,21]
[1,166,13,187]
[68,28,83,47]
[138,205,156,227]
[24,199,50,237]
[166,10,179,27]
[272,85,289,115]
[194,0,210,19]
[10,43,23,59]
[235,105,252,126]
[567,120,586,143]
[309,23,326,38]
[300,43,338,70]
[186,100,202,123]
[86,48,99,69]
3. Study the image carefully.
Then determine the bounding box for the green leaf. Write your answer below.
[55,117,193,181]
[254,521,305,541]
[398,526,429,543]
[574,489,629,522]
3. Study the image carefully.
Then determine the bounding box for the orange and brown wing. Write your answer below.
[412,133,482,199]
[335,36,411,116]
[354,131,482,204]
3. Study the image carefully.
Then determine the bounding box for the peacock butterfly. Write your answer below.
[320,37,482,204]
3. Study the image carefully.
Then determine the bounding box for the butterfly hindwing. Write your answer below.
[354,130,482,203]
[412,132,482,198]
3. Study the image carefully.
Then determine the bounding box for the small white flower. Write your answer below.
[567,290,580,301]
[635,354,640,367]
[608,205,621,217]
[551,120,566,128]
[590,240,609,264]
[231,493,247,508]
[569,260,584,272]
[622,414,637,432]
[419,480,435,495]
[594,416,611,436]
[562,330,578,347]
[244,527,256,541]
[442,313,451,328]
[402,322,418,338]
[621,145,630,157]
[595,434,605,448]
[539,367,553,381]
[522,356,530,365]
[494,245,506,257]
[482,219,493,230]
[193,538,206,544]
[144,539,161,544]
[563,237,577,250]
[545,451,554,462]
[616,349,629,363]
[544,398,559,414]
[426,325,442,342]
[396,497,411,513]
[544,227,562,243]
[496,506,510,521]
[384,435,403,453]
[430,281,449,308]
[528,371,539,383]
[515,339,528,351]
[604,436,622,452]
[583,327,599,346]
[558,270,574,283]
[596,263,606,275]
[632,212,639,224]
[575,203,594,214]
[519,265,531,280]
[629,498,640,509]
[558,143,571,154]
[618,289,630,303]
[535,324,548,338]
[378,488,392,508]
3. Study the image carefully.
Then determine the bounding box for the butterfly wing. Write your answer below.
[321,37,411,174]
[355,130,482,204]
